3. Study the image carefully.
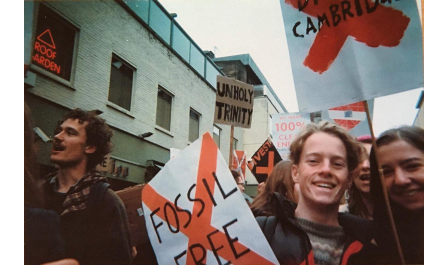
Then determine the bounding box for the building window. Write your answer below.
[156,87,173,131]
[32,4,77,81]
[188,109,200,142]
[108,55,135,111]
[213,125,221,148]
[233,138,238,151]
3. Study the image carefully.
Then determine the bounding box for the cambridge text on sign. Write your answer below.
[279,0,423,112]
[214,75,254,128]
[142,132,278,265]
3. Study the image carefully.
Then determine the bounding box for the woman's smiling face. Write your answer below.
[378,139,424,211]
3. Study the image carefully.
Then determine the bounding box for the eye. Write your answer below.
[405,163,422,171]
[382,168,394,176]
[333,162,345,168]
[53,128,62,136]
[307,159,318,164]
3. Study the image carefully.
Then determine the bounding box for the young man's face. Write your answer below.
[353,143,372,194]
[50,118,95,168]
[292,132,351,209]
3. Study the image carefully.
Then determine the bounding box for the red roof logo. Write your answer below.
[36,29,56,49]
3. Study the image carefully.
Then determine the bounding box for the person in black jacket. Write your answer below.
[39,108,132,264]
[257,121,376,264]
[370,126,424,264]
[24,103,77,265]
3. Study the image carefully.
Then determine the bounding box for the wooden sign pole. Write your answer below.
[229,125,234,170]
[364,100,405,264]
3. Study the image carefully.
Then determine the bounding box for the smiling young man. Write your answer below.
[39,109,132,265]
[256,122,377,264]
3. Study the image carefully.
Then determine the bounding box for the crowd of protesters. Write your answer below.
[24,104,424,265]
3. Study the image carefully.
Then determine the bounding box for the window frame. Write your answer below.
[107,53,136,112]
[213,125,221,149]
[155,86,174,132]
[188,108,201,143]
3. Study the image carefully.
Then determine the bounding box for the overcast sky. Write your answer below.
[159,0,423,136]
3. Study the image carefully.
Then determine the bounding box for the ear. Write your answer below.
[85,145,97,154]
[292,164,299,184]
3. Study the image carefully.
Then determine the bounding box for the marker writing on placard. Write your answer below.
[291,0,386,38]
[149,171,237,243]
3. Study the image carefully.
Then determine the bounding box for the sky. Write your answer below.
[159,0,423,137]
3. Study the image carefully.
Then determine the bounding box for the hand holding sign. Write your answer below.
[142,133,278,265]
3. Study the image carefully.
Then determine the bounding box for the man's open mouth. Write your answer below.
[53,143,65,151]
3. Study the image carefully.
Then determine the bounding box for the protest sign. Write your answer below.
[247,139,282,183]
[279,0,423,112]
[142,132,278,265]
[327,101,367,131]
[170,148,181,160]
[214,75,254,128]
[271,112,310,160]
[231,150,247,181]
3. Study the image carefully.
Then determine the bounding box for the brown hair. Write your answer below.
[55,108,113,170]
[250,160,297,216]
[289,121,362,173]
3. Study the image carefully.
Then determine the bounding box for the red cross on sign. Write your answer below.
[142,133,278,265]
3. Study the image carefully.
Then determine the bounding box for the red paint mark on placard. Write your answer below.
[285,0,410,73]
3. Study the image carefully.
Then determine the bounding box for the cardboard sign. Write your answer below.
[142,132,278,265]
[170,148,182,160]
[247,139,282,183]
[214,75,254,128]
[116,184,147,247]
[231,150,247,181]
[279,0,423,112]
[271,112,310,160]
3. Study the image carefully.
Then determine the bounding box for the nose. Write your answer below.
[319,160,332,176]
[362,159,370,171]
[393,168,411,187]
[54,130,64,142]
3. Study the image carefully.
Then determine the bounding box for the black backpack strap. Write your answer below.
[256,216,278,244]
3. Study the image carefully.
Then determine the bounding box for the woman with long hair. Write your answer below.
[370,125,424,264]
[250,160,298,217]
[347,136,373,219]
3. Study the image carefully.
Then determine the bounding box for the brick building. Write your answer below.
[24,0,244,189]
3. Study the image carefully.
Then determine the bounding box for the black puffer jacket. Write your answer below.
[256,193,378,265]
